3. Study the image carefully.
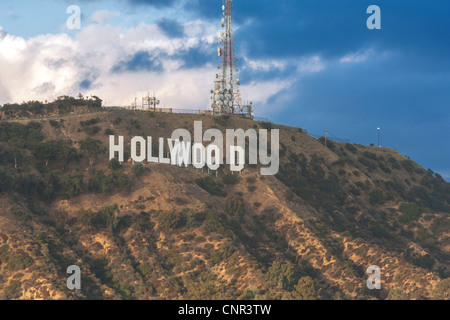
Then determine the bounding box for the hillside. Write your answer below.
[0,106,449,300]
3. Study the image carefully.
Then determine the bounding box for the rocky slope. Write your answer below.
[0,107,448,300]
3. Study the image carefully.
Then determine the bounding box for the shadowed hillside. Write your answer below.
[0,106,449,300]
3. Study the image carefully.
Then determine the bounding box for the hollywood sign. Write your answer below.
[109,121,279,175]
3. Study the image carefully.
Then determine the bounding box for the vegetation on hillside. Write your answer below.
[0,104,448,300]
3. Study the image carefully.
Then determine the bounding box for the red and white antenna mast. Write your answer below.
[211,0,253,118]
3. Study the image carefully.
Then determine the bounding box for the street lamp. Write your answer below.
[377,127,381,147]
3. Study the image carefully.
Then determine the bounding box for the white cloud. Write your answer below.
[240,79,292,113]
[0,21,218,108]
[297,55,326,73]
[0,20,291,117]
[88,10,120,24]
[245,58,287,72]
[340,49,373,64]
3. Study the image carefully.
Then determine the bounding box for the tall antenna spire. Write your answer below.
[210,0,253,119]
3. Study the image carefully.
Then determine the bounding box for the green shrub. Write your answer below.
[49,120,60,128]
[11,206,30,222]
[77,205,120,233]
[109,158,122,171]
[111,171,134,193]
[225,194,246,220]
[344,143,357,153]
[130,119,141,130]
[358,157,376,170]
[203,212,230,237]
[80,138,104,159]
[5,254,34,271]
[80,118,101,135]
[399,203,422,224]
[186,211,207,229]
[222,174,239,185]
[3,280,22,299]
[77,208,96,230]
[0,245,10,263]
[363,151,377,161]
[80,117,100,127]
[195,176,226,197]
[158,210,187,230]
[211,243,235,265]
[379,164,392,174]
[387,288,409,300]
[84,126,101,136]
[97,204,120,233]
[401,160,415,173]
[292,276,322,300]
[137,263,153,278]
[265,261,296,290]
[368,189,385,205]
[60,171,87,197]
[88,169,112,194]
[260,122,273,130]
[33,140,78,166]
[131,163,145,177]
[318,137,336,151]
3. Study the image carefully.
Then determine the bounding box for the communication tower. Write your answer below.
[210,0,253,119]
[142,92,160,110]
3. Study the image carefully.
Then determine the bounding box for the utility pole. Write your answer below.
[324,131,329,147]
[377,127,381,147]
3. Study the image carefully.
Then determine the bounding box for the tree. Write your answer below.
[265,261,296,290]
[39,170,61,201]
[211,243,235,265]
[109,158,122,171]
[368,188,385,205]
[225,194,246,220]
[195,176,226,197]
[98,204,120,233]
[222,174,238,185]
[78,208,96,231]
[112,171,134,193]
[80,138,104,166]
[158,210,187,230]
[292,277,322,300]
[131,163,145,177]
[398,202,422,224]
[88,169,112,194]
[33,140,78,167]
[60,171,87,197]
[91,96,103,108]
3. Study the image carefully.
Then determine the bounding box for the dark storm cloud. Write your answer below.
[112,45,215,72]
[186,0,450,64]
[272,51,450,178]
[112,51,163,73]
[175,46,215,69]
[157,18,184,38]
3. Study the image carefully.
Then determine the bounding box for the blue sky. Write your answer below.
[0,0,449,179]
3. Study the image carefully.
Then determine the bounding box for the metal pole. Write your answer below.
[377,128,380,147]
